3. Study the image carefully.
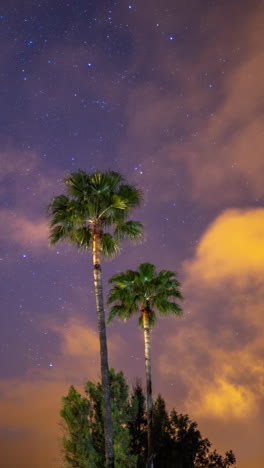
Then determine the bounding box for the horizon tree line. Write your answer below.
[60,369,237,468]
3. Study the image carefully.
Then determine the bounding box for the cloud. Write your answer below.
[0,211,49,252]
[52,318,100,357]
[156,207,264,466]
[197,378,257,419]
[183,208,264,287]
[119,3,264,205]
[0,146,64,256]
[186,47,264,203]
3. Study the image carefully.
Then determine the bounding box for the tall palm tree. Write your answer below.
[47,170,143,468]
[107,263,183,468]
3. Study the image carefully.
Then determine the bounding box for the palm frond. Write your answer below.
[49,224,72,245]
[156,270,177,283]
[90,171,123,195]
[108,270,138,287]
[71,227,92,249]
[107,305,124,323]
[139,263,156,282]
[117,184,143,208]
[100,233,120,258]
[100,209,124,227]
[166,288,184,301]
[108,288,139,311]
[110,194,128,210]
[108,287,123,304]
[47,194,70,217]
[64,170,90,198]
[152,297,183,316]
[49,199,84,227]
[114,221,143,242]
[107,302,135,323]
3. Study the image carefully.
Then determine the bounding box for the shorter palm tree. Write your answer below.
[107,263,183,468]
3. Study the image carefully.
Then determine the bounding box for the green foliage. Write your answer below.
[60,386,99,468]
[61,373,236,468]
[61,370,138,468]
[100,233,120,257]
[108,263,183,329]
[114,221,143,242]
[47,170,143,256]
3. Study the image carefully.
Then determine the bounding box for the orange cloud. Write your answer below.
[192,378,257,420]
[51,317,100,357]
[156,207,264,466]
[184,208,264,287]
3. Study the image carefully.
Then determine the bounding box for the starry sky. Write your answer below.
[1,0,264,466]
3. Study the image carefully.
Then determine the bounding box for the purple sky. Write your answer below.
[1,0,264,466]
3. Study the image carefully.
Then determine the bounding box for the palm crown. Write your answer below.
[47,170,143,255]
[108,263,183,327]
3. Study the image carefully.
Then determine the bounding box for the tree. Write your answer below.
[60,385,99,468]
[107,263,183,468]
[48,170,143,468]
[61,373,236,468]
[61,369,138,468]
[152,395,237,468]
[127,380,147,467]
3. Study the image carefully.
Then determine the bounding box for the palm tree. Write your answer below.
[47,170,143,468]
[107,263,183,468]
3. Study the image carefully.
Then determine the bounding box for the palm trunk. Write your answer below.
[92,225,114,468]
[143,309,154,468]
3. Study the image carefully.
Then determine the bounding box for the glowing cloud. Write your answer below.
[184,208,264,286]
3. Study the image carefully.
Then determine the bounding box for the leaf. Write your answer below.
[114,221,143,241]
[107,305,124,323]
[111,194,128,210]
[71,227,92,249]
[49,224,72,245]
[117,184,143,208]
[47,194,70,217]
[64,170,90,198]
[139,263,156,282]
[90,171,123,194]
[101,233,120,258]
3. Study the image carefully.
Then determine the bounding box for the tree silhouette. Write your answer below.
[60,373,237,468]
[152,395,237,468]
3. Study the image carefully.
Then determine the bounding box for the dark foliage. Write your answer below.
[60,371,236,468]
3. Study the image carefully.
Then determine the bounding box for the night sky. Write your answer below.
[1,0,264,466]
